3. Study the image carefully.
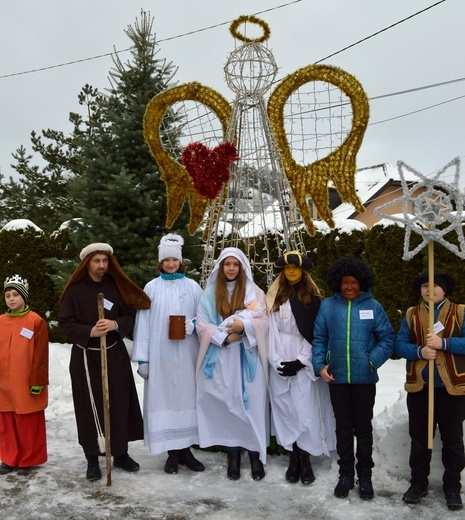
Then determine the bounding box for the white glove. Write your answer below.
[185,319,195,336]
[137,363,149,380]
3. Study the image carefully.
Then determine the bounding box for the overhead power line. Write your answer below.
[315,0,447,63]
[0,0,302,79]
[0,1,457,131]
[0,0,445,80]
[370,93,465,126]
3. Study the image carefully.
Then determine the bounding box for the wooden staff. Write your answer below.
[427,241,434,450]
[98,293,112,486]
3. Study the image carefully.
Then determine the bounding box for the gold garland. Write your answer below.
[267,64,370,235]
[144,82,232,234]
[229,15,271,43]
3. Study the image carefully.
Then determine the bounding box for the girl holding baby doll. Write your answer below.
[196,248,269,481]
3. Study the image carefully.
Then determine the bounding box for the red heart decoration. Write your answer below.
[181,141,239,200]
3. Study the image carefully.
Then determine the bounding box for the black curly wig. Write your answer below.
[326,255,377,293]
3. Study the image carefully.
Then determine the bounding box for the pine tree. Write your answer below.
[0,84,103,233]
[1,11,204,290]
[69,11,203,286]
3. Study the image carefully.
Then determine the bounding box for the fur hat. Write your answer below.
[158,234,184,262]
[4,274,29,303]
[79,243,113,261]
[412,267,455,296]
[273,250,314,273]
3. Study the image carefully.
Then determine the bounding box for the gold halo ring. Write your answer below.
[229,15,271,43]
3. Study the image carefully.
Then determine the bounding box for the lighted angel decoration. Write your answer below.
[143,15,370,280]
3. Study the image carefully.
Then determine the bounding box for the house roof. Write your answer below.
[331,163,419,220]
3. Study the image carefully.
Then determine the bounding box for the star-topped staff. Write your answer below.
[374,157,465,449]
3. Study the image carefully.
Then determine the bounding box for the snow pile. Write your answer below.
[0,343,462,519]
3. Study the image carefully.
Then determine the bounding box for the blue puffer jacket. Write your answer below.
[312,291,395,384]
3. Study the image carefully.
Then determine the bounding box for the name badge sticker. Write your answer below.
[359,310,374,320]
[434,321,445,334]
[104,298,114,311]
[20,327,34,339]
[279,305,288,319]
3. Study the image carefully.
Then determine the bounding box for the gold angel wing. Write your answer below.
[268,64,370,234]
[144,82,232,234]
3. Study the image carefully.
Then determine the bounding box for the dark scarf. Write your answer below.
[289,281,321,343]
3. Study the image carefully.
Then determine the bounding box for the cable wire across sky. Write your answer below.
[0,0,455,133]
[0,0,446,80]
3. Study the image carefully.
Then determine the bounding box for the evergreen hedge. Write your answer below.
[1,222,464,342]
[0,226,77,343]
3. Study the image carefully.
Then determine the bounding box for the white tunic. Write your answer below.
[196,283,269,463]
[267,300,336,455]
[133,275,203,454]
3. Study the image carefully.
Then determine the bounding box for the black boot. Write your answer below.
[113,453,140,472]
[285,443,300,483]
[164,450,180,474]
[85,455,102,481]
[178,447,205,472]
[298,446,315,484]
[358,476,374,500]
[0,462,15,475]
[227,449,241,480]
[248,451,265,481]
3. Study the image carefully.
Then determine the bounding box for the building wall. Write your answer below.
[351,185,425,228]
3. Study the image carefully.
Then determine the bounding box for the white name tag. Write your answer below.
[20,327,34,339]
[279,305,288,319]
[104,298,114,311]
[434,321,445,334]
[359,310,374,320]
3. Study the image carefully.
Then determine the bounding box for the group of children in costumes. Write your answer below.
[0,234,464,512]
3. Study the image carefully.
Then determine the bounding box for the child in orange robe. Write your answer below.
[0,275,49,475]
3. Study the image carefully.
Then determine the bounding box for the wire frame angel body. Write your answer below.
[144,16,370,284]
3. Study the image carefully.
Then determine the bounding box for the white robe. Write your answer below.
[132,275,203,454]
[267,300,336,455]
[196,284,269,463]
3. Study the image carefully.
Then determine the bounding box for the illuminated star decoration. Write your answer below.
[373,157,465,260]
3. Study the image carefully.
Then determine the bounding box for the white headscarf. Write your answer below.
[206,247,257,306]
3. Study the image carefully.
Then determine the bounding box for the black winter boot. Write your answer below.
[164,450,180,474]
[227,449,241,480]
[85,455,101,481]
[113,453,140,472]
[334,475,354,497]
[285,443,300,483]
[248,451,265,481]
[0,462,15,475]
[298,446,315,484]
[358,476,374,500]
[178,448,205,472]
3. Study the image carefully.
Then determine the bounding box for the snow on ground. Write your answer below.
[0,342,463,519]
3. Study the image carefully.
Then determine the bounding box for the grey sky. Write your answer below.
[1,0,464,184]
